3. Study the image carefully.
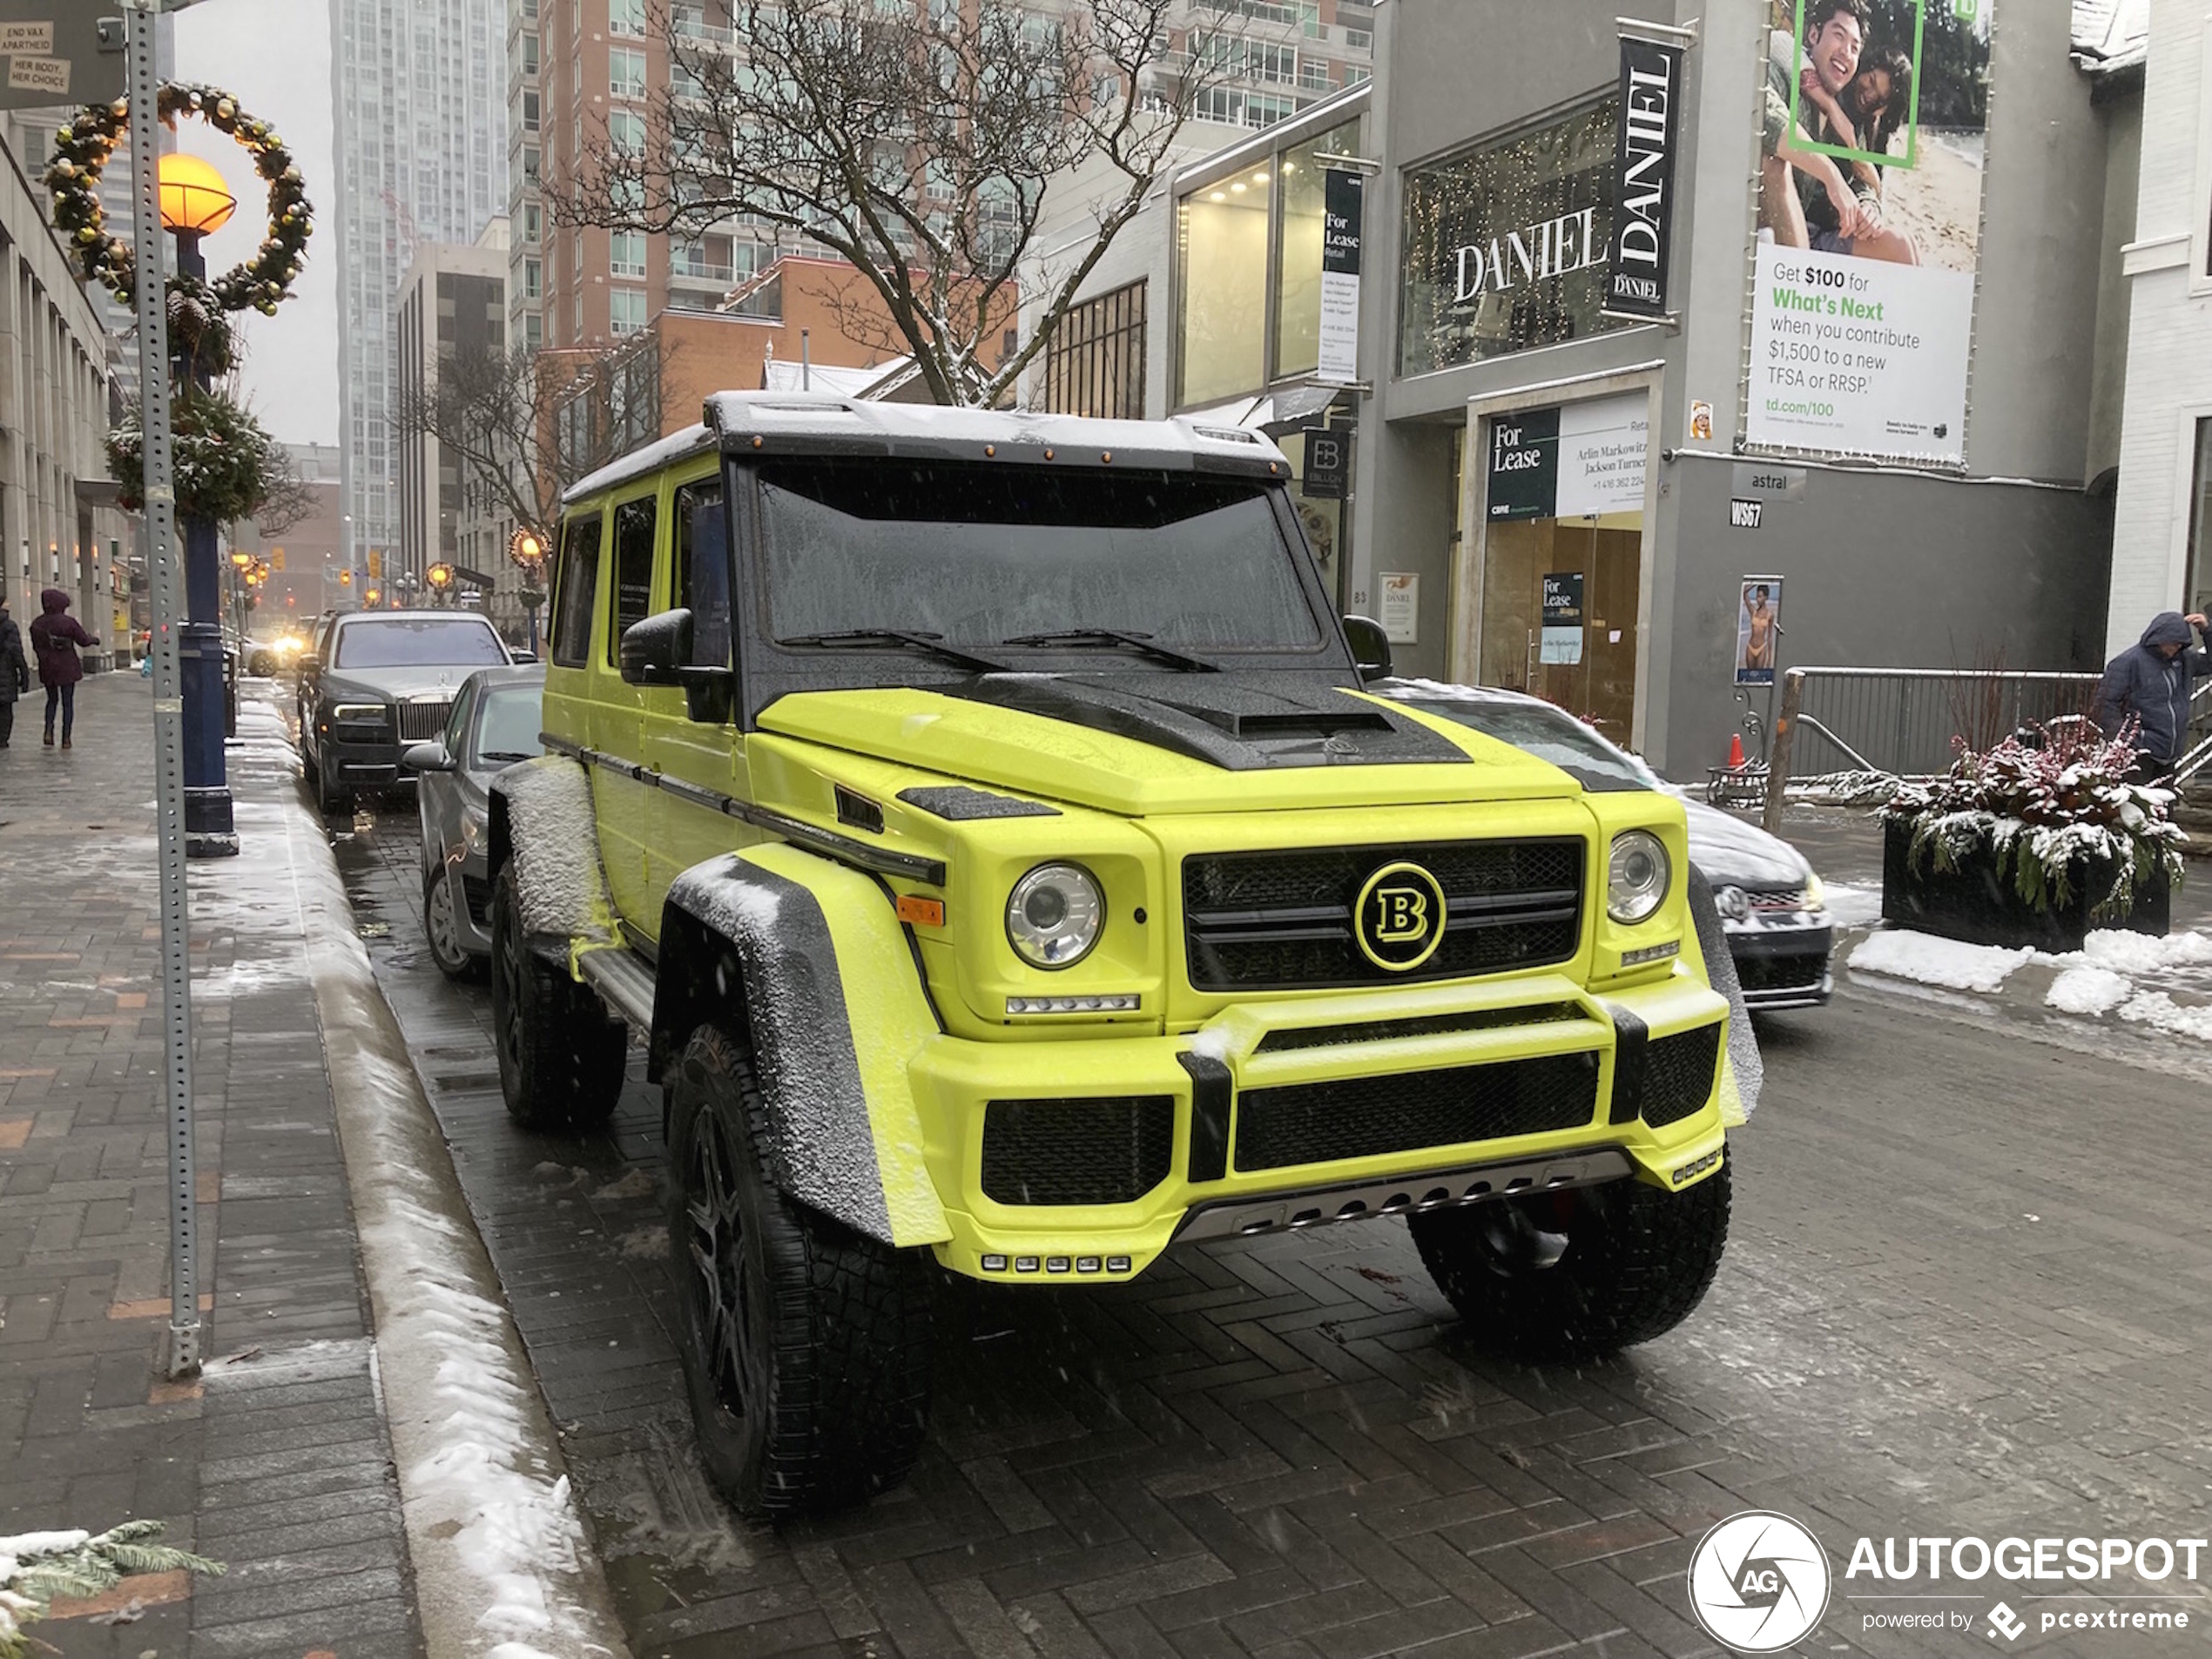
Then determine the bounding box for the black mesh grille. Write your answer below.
[981,1096,1175,1206]
[1254,1002,1584,1053]
[1234,1053,1601,1172]
[1641,1024,1722,1128]
[1737,953,1829,994]
[1184,839,1583,991]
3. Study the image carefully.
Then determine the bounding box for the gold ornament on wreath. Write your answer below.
[44,81,312,318]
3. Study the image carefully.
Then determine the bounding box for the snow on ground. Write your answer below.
[1821,881,1884,929]
[1846,930,2035,993]
[2047,964,2133,1016]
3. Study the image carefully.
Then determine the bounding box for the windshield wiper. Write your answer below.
[775,629,1008,674]
[1001,628,1220,673]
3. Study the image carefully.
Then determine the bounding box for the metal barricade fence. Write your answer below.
[1760,667,2103,833]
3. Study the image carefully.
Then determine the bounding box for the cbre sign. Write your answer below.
[1603,30,1685,322]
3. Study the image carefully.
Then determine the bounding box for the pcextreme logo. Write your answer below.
[1686,1512,1832,1653]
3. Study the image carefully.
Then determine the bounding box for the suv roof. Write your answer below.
[563,393,1292,506]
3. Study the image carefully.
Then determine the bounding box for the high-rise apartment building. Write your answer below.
[396,224,507,584]
[511,0,1372,374]
[331,0,509,590]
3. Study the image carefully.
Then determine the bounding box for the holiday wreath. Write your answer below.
[44,82,311,317]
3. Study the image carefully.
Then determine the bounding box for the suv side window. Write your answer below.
[610,496,658,665]
[443,678,477,757]
[551,514,602,668]
[675,479,730,670]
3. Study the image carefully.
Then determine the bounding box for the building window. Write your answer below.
[523,311,543,350]
[523,145,539,187]
[609,109,646,154]
[610,230,646,278]
[522,89,539,132]
[523,203,542,245]
[523,258,542,299]
[2188,421,2212,614]
[1044,280,1146,421]
[610,47,646,100]
[1398,98,1620,374]
[609,0,644,33]
[522,31,538,75]
[610,287,647,334]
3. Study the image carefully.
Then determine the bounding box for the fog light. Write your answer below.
[1621,940,1680,968]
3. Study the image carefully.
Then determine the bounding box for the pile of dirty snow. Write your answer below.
[1846,930,2034,993]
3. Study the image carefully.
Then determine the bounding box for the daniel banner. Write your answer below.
[1605,32,1684,321]
[1747,0,1991,464]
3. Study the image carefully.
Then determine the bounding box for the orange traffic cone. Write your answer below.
[1727,732,1747,769]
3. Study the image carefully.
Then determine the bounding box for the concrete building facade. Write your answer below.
[1322,0,2124,777]
[0,123,128,656]
[396,227,509,588]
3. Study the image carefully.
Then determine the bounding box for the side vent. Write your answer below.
[833,786,885,834]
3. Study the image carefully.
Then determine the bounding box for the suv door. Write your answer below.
[637,465,754,922]
[590,488,661,929]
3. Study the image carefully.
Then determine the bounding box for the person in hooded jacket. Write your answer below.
[2094,610,2212,783]
[0,595,27,747]
[28,587,98,750]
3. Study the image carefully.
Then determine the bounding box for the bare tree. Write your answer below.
[390,334,674,550]
[548,0,1229,408]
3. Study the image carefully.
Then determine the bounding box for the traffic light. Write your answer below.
[339,570,353,587]
[364,585,381,606]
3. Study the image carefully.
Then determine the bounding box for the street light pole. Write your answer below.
[161,158,239,857]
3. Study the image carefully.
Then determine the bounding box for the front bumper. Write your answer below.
[909,968,1732,1283]
[1723,918,1834,1009]
[320,724,408,789]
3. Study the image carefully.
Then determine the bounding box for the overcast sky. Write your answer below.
[172,0,338,448]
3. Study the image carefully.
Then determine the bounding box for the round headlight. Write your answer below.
[1714,884,1752,923]
[1006,862,1104,968]
[1608,830,1671,926]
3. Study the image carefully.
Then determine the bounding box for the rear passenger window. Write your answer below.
[676,481,731,670]
[610,496,658,664]
[551,514,602,669]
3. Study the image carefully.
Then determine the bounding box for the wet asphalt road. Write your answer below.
[305,723,2211,1659]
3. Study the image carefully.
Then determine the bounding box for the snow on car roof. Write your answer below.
[563,395,1291,504]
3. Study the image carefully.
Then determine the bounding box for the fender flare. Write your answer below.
[486,754,618,952]
[1685,862,1762,1124]
[653,844,949,1249]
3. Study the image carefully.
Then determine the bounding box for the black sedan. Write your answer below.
[1374,679,1833,1010]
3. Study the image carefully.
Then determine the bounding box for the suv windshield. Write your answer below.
[1391,688,1657,794]
[335,617,508,670]
[758,461,1322,652]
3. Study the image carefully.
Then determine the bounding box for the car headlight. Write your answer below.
[1607,831,1671,925]
[1801,872,1826,913]
[1006,862,1104,968]
[1714,884,1752,923]
[461,806,488,852]
[331,702,389,723]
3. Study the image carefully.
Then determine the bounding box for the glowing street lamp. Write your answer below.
[158,152,237,239]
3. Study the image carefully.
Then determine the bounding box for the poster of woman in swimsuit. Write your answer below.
[1737,578,1782,685]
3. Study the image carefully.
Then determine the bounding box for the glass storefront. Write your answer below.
[1175,102,1366,410]
[1399,100,1622,376]
[1468,392,1652,743]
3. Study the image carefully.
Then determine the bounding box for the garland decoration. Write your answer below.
[107,388,285,528]
[44,82,312,316]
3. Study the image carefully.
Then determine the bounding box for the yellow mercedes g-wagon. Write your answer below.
[488,393,1750,1518]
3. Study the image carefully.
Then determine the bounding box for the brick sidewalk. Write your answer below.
[0,672,424,1657]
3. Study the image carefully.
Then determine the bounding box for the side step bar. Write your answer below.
[579,948,658,1033]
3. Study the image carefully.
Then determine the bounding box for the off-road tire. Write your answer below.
[489,860,627,1131]
[667,1022,933,1520]
[422,863,483,983]
[1408,1158,1730,1360]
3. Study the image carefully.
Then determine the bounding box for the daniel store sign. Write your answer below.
[1604,25,1690,322]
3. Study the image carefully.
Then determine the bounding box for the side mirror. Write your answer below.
[401,740,455,773]
[298,655,320,674]
[508,649,538,664]
[619,607,691,686]
[1341,615,1393,684]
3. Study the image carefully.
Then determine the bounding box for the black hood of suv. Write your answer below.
[942,672,1471,772]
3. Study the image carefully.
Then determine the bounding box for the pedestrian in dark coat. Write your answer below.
[28,587,98,750]
[0,597,27,748]
[2094,610,2212,783]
